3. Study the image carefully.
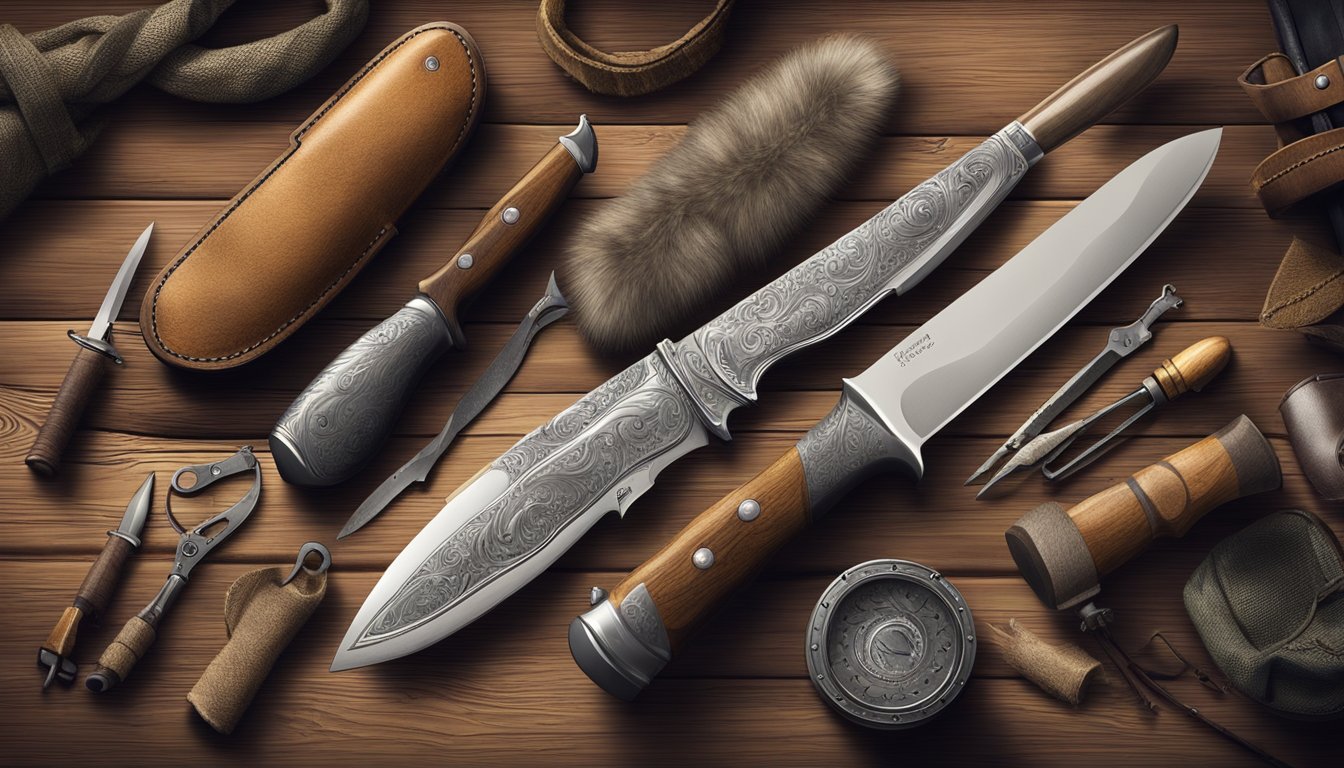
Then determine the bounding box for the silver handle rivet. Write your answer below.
[425,56,440,72]
[692,547,715,570]
[457,253,474,269]
[737,498,761,522]
[1316,74,1331,90]
[501,206,521,225]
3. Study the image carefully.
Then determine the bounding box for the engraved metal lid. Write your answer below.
[806,559,975,729]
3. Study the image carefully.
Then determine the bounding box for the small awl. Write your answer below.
[966,284,1183,486]
[86,447,261,692]
[37,473,153,688]
[978,336,1232,496]
[26,222,154,475]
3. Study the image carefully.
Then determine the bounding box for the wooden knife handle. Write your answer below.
[1018,25,1178,154]
[26,344,109,476]
[419,142,585,325]
[611,449,812,651]
[1151,335,1231,400]
[75,533,136,620]
[1070,415,1280,576]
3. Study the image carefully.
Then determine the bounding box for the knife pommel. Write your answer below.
[1017,25,1178,154]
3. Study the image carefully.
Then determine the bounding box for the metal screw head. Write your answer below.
[182,541,199,557]
[692,547,715,570]
[457,253,474,269]
[425,56,440,72]
[737,498,761,522]
[501,206,521,225]
[1316,74,1331,90]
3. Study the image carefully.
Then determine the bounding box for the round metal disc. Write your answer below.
[805,559,975,729]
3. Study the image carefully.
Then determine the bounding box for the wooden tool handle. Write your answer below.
[26,345,108,475]
[1070,415,1280,575]
[1018,25,1178,153]
[419,142,584,323]
[1151,336,1231,400]
[608,449,811,651]
[75,534,136,620]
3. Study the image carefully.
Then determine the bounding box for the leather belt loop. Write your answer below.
[0,23,85,172]
[1240,52,1344,125]
[536,0,735,97]
[1251,127,1344,214]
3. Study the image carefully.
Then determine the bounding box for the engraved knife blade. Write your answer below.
[340,274,570,539]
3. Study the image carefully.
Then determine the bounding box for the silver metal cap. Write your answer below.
[569,585,670,700]
[559,114,597,174]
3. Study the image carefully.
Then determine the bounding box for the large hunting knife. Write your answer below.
[573,129,1224,699]
[271,116,598,487]
[331,26,1180,671]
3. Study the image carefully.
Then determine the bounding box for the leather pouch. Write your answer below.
[140,22,484,370]
[1280,373,1344,500]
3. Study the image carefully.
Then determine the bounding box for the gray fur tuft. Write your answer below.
[563,35,899,354]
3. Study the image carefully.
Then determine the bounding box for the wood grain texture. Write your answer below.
[2,1,1341,765]
[1153,335,1232,398]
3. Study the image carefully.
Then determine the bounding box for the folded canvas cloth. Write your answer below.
[0,0,369,221]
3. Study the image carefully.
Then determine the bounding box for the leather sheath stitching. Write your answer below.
[147,23,481,364]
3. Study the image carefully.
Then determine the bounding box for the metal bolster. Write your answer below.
[407,294,466,349]
[1002,121,1044,167]
[656,339,749,441]
[569,585,671,701]
[559,114,598,174]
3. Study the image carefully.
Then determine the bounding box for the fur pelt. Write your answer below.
[563,35,899,353]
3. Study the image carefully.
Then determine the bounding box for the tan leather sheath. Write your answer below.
[140,22,485,371]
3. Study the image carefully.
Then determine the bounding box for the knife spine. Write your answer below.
[661,125,1039,440]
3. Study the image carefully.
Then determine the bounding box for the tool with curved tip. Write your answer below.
[333,27,1186,672]
[966,283,1184,486]
[86,447,262,693]
[271,117,597,488]
[977,336,1233,497]
[341,274,570,539]
[37,472,154,689]
[26,222,154,476]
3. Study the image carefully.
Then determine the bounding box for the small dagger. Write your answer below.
[26,222,154,476]
[38,473,153,688]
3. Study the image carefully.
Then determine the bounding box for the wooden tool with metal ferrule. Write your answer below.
[568,127,1222,700]
[25,223,153,476]
[37,473,153,688]
[270,116,597,489]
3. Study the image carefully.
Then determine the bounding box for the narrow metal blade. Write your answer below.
[340,275,570,539]
[847,129,1221,457]
[117,473,154,541]
[88,222,154,341]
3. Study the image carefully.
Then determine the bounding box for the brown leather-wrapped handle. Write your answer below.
[86,615,157,693]
[608,450,810,652]
[1070,414,1280,575]
[1017,25,1178,154]
[1151,336,1231,400]
[419,140,586,331]
[26,345,108,476]
[75,534,135,620]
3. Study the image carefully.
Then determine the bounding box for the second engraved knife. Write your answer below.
[331,27,1182,671]
[271,116,598,487]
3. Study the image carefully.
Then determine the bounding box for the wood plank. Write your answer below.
[4,0,1278,131]
[25,123,1274,208]
[0,561,1330,767]
[1,200,1317,326]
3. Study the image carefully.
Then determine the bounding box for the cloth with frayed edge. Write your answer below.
[989,619,1102,705]
[188,563,327,735]
[562,34,898,353]
[0,0,369,221]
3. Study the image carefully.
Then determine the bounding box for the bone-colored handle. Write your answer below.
[1151,336,1231,400]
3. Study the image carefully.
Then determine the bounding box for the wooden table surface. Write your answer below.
[2,1,1340,765]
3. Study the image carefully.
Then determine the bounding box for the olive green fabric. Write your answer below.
[0,0,369,221]
[1184,509,1344,719]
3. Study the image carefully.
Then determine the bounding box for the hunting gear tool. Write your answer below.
[86,447,262,693]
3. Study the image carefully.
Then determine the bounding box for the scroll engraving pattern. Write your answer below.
[797,393,907,518]
[358,355,697,645]
[620,583,671,657]
[273,304,450,482]
[671,133,1027,427]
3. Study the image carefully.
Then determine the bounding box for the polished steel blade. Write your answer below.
[847,129,1221,462]
[117,473,154,541]
[340,275,571,539]
[88,222,154,341]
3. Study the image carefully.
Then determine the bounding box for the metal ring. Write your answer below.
[282,542,332,585]
[67,331,123,365]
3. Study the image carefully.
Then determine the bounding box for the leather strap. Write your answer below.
[1240,53,1344,126]
[536,0,734,97]
[1252,127,1344,213]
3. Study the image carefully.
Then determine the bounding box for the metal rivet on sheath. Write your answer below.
[424,56,440,71]
[501,206,521,225]
[1317,74,1331,90]
[737,499,761,522]
[692,547,715,570]
[457,253,474,269]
